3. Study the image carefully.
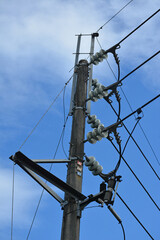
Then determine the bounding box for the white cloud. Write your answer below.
[0,0,159,139]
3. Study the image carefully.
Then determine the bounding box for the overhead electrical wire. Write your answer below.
[118,9,160,45]
[18,75,73,151]
[96,0,133,32]
[104,94,160,132]
[26,114,69,240]
[119,51,160,84]
[116,192,155,240]
[110,140,160,211]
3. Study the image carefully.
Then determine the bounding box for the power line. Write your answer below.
[118,9,160,45]
[11,163,15,240]
[119,51,160,84]
[18,75,73,151]
[26,115,69,240]
[116,192,155,240]
[96,0,133,32]
[104,94,160,132]
[110,140,160,211]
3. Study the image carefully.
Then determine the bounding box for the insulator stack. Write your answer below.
[90,49,108,65]
[85,156,103,175]
[87,115,101,128]
[89,83,108,102]
[87,124,108,144]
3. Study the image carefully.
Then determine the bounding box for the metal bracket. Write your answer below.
[9,151,87,201]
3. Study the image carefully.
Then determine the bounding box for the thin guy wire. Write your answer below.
[62,85,69,159]
[117,192,155,240]
[11,163,15,240]
[26,115,69,240]
[69,1,133,74]
[122,118,140,156]
[18,75,73,151]
[110,140,160,211]
[97,38,160,169]
[96,0,133,32]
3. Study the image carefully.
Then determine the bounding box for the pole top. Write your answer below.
[79,59,88,65]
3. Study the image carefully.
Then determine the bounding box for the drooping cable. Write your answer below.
[26,115,69,240]
[110,140,160,211]
[96,0,133,33]
[18,75,73,151]
[117,192,155,240]
[109,102,160,180]
[11,163,15,240]
[120,222,126,240]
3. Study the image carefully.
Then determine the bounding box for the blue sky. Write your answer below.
[0,0,160,239]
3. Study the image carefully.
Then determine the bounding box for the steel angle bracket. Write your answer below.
[9,151,86,202]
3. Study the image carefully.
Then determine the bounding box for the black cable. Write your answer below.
[109,102,160,181]
[96,0,133,32]
[104,94,160,132]
[110,140,160,211]
[26,115,69,240]
[118,9,160,44]
[120,222,126,240]
[119,51,160,84]
[117,192,155,240]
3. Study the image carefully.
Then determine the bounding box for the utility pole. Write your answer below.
[61,59,89,240]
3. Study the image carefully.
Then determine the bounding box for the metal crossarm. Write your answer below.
[9,151,86,201]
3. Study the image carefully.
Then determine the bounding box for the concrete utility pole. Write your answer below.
[61,59,89,240]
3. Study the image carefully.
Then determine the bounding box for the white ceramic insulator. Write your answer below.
[87,115,97,124]
[88,161,99,171]
[87,132,97,144]
[91,119,101,128]
[92,79,98,87]
[85,156,95,166]
[102,89,108,97]
[89,91,98,102]
[92,165,103,175]
[97,124,108,138]
[92,128,102,141]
